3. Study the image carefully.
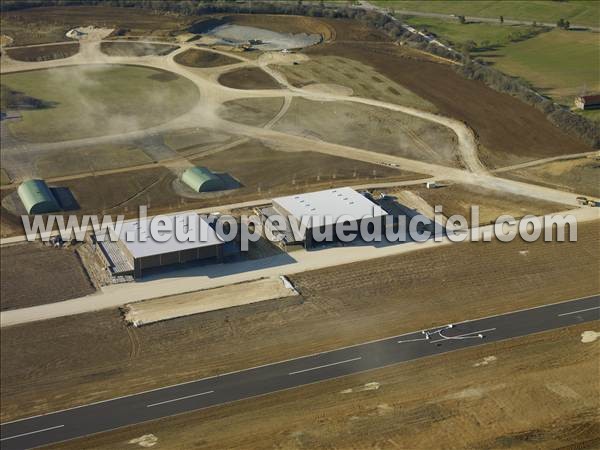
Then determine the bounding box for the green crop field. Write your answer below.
[480,29,600,103]
[375,1,600,28]
[403,16,539,49]
[1,65,199,143]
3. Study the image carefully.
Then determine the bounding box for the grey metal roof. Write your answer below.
[272,187,387,228]
[118,213,223,259]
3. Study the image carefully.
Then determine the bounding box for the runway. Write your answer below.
[1,294,598,449]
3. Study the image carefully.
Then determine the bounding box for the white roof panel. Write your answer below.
[119,213,223,259]
[273,187,387,227]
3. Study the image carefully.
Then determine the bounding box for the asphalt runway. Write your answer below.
[1,294,599,449]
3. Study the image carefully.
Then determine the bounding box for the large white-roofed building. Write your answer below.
[98,212,224,279]
[269,187,388,248]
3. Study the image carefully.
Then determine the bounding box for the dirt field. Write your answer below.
[307,40,592,168]
[274,98,460,166]
[198,14,335,41]
[1,65,199,143]
[190,140,423,201]
[0,141,420,238]
[162,128,235,153]
[99,42,178,57]
[0,6,193,45]
[173,48,238,68]
[2,221,598,421]
[502,157,600,198]
[45,322,600,450]
[33,144,154,179]
[219,67,282,90]
[5,42,79,61]
[396,183,570,225]
[276,55,437,111]
[0,167,175,237]
[123,276,298,326]
[218,97,284,126]
[0,242,95,311]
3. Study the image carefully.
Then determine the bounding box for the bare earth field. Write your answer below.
[1,64,199,143]
[274,98,460,167]
[276,55,437,111]
[0,141,420,238]
[399,183,570,225]
[306,39,592,168]
[162,128,235,154]
[190,140,424,201]
[502,157,600,198]
[219,67,282,90]
[0,6,194,45]
[33,144,154,179]
[123,276,298,326]
[5,42,79,62]
[99,42,178,57]
[206,14,335,41]
[173,48,239,68]
[218,97,285,127]
[0,242,95,311]
[2,221,598,422]
[45,322,600,450]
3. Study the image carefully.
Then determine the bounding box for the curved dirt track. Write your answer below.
[0,36,594,209]
[1,31,598,325]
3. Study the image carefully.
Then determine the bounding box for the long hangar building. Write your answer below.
[266,187,388,248]
[98,212,224,279]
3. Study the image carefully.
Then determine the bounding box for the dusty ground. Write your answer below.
[274,98,460,167]
[0,151,416,237]
[189,140,423,201]
[218,66,282,90]
[99,42,178,57]
[218,97,285,127]
[1,64,199,143]
[0,141,420,238]
[276,55,437,111]
[162,128,235,153]
[173,48,238,68]
[396,183,570,225]
[0,6,194,45]
[2,221,598,421]
[32,143,154,179]
[45,321,600,450]
[200,14,335,41]
[5,42,79,61]
[306,39,592,168]
[123,276,298,326]
[502,157,600,198]
[0,242,95,311]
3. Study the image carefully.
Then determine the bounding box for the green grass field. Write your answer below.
[375,1,600,28]
[1,65,199,143]
[403,16,539,49]
[480,29,600,102]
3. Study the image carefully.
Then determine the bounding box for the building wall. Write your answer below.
[305,216,386,249]
[133,244,223,278]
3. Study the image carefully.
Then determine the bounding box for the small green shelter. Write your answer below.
[17,179,60,214]
[181,167,224,192]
